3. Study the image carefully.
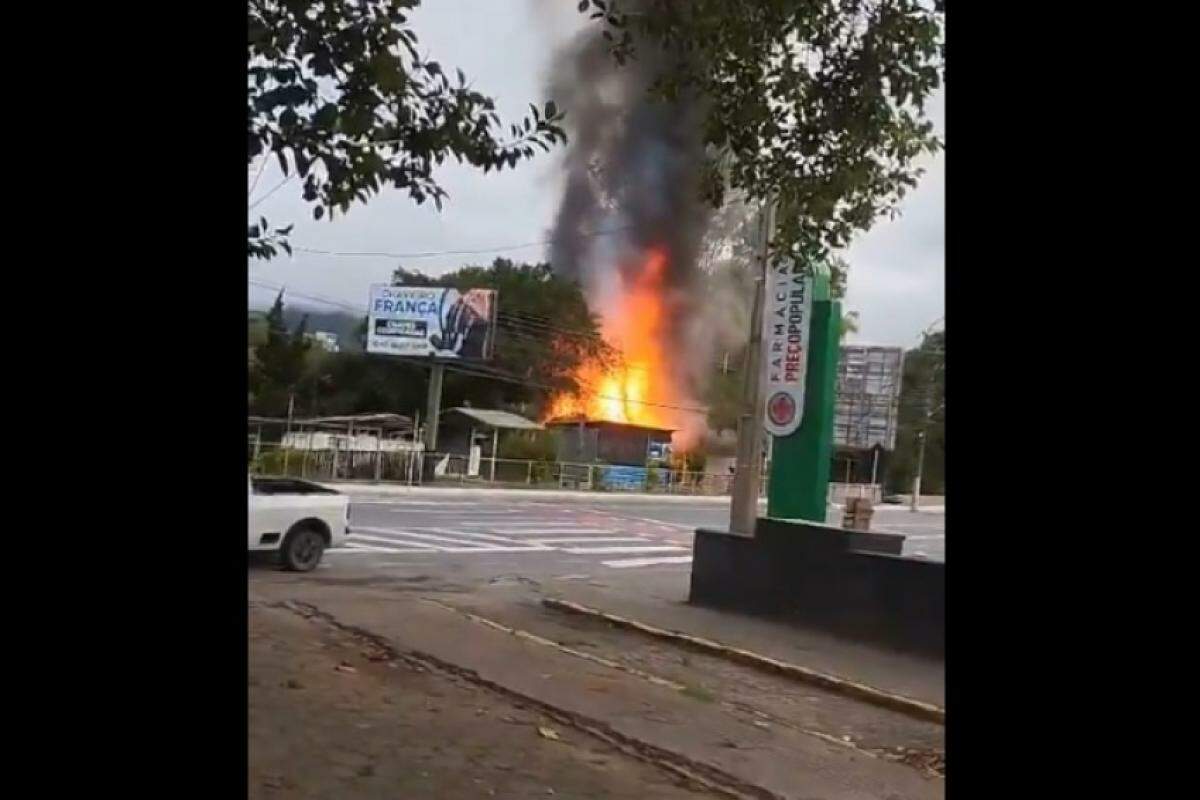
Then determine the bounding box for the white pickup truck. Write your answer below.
[248,476,350,571]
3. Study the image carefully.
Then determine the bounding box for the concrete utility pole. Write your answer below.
[729,200,776,536]
[910,429,926,512]
[423,362,445,453]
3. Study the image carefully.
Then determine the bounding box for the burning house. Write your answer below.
[546,417,674,468]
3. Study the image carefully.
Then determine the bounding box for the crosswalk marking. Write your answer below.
[463,526,617,535]
[329,543,429,554]
[560,545,689,555]
[325,504,709,569]
[352,526,548,551]
[348,533,445,549]
[530,537,649,545]
[602,556,694,569]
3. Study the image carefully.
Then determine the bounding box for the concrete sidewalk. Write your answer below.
[545,575,945,708]
[250,583,942,799]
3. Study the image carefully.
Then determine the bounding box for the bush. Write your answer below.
[251,448,306,477]
[645,465,661,490]
[498,429,559,462]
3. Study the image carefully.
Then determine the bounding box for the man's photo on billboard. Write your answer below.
[430,288,492,359]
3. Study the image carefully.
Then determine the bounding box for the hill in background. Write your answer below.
[248,305,364,351]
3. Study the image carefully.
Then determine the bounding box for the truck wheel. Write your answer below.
[280,524,326,572]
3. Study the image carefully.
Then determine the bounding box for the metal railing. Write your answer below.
[247,440,889,502]
[247,440,742,495]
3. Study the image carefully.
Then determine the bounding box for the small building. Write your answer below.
[436,407,544,479]
[546,417,675,468]
[266,413,419,452]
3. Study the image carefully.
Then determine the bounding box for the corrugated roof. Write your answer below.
[297,413,413,429]
[544,416,676,434]
[446,407,544,431]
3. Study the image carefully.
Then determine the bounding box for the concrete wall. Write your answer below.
[689,519,944,658]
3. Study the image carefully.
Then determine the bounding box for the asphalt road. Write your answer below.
[298,493,944,585]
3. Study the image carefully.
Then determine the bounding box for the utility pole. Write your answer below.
[490,427,499,482]
[870,446,880,501]
[420,362,446,483]
[423,362,445,453]
[729,199,776,536]
[282,392,295,475]
[910,429,927,512]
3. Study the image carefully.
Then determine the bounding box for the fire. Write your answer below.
[546,248,680,429]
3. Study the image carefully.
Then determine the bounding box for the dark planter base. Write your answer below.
[688,518,944,658]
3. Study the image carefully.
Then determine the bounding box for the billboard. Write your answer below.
[367,285,497,360]
[834,345,904,450]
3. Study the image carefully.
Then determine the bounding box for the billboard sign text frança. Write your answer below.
[367,285,497,360]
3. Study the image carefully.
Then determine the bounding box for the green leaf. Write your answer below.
[313,206,324,220]
[314,104,338,129]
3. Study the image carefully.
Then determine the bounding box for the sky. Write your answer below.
[247,0,944,349]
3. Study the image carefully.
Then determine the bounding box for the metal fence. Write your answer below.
[247,440,743,495]
[245,441,889,500]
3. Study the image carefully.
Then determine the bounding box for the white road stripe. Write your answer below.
[530,537,649,545]
[353,501,517,508]
[423,527,549,546]
[589,511,695,530]
[463,526,618,535]
[342,537,546,555]
[460,522,608,528]
[375,509,524,515]
[329,542,413,553]
[348,533,444,550]
[354,526,545,550]
[560,545,689,555]
[602,556,694,569]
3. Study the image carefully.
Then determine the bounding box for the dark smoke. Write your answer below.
[546,11,712,388]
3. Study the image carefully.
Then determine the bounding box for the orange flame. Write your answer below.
[546,248,681,430]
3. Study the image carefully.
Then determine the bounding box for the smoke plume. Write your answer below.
[546,7,714,439]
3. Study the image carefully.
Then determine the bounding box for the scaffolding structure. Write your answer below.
[834,345,904,451]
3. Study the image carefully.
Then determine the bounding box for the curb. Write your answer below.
[542,598,944,725]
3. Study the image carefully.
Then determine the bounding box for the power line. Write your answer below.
[248,154,270,197]
[248,277,708,416]
[247,276,610,346]
[249,172,296,211]
[289,224,635,261]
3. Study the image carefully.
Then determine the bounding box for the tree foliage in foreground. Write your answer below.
[248,0,567,259]
[578,0,943,265]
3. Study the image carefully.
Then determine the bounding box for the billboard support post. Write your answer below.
[423,361,444,454]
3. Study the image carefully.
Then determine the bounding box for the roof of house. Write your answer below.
[445,407,544,431]
[543,416,676,435]
[249,413,414,430]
